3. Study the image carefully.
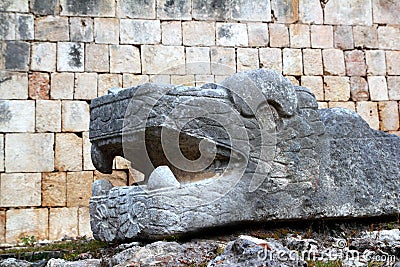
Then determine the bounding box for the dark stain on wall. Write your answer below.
[68,43,82,68]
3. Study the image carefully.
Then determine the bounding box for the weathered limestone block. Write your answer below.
[55,133,83,171]
[299,0,323,24]
[4,41,30,71]
[31,42,56,72]
[247,23,269,47]
[210,47,236,75]
[70,17,93,42]
[117,0,155,18]
[378,26,400,50]
[268,24,289,48]
[0,211,4,243]
[6,209,48,243]
[311,25,333,48]
[67,171,93,207]
[5,133,54,172]
[271,0,298,23]
[88,69,400,242]
[36,100,61,132]
[94,170,128,187]
[303,49,323,75]
[78,207,92,237]
[83,132,96,170]
[120,19,160,45]
[344,50,367,76]
[28,72,50,100]
[0,72,28,99]
[0,0,29,12]
[0,134,3,172]
[289,24,310,48]
[192,0,230,21]
[372,0,400,24]
[161,21,182,46]
[35,16,69,41]
[282,48,302,76]
[94,18,119,44]
[51,73,74,99]
[170,75,195,86]
[365,50,386,75]
[141,45,185,75]
[122,73,149,88]
[329,101,356,112]
[31,0,59,15]
[186,47,211,75]
[301,76,323,101]
[387,77,400,101]
[75,73,98,100]
[49,208,78,240]
[15,14,34,40]
[42,172,67,207]
[324,0,373,25]
[60,0,115,17]
[354,26,378,49]
[85,44,109,72]
[0,100,35,132]
[110,45,141,74]
[350,76,369,101]
[182,21,215,46]
[0,173,41,207]
[324,76,350,101]
[61,101,90,131]
[157,0,191,20]
[57,42,84,72]
[386,51,400,75]
[259,48,282,73]
[334,26,354,50]
[216,23,248,47]
[368,76,388,101]
[356,102,379,130]
[378,102,400,131]
[0,13,15,40]
[231,0,271,21]
[322,49,345,76]
[98,74,122,96]
[236,48,259,72]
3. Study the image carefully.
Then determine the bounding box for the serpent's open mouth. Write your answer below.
[125,125,247,184]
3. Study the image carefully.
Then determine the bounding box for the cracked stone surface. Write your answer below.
[89,69,400,242]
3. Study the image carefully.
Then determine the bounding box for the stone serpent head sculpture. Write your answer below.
[89,69,400,242]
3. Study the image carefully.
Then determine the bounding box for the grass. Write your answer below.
[307,260,342,267]
[0,237,109,262]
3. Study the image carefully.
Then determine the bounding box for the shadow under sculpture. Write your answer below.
[89,69,400,242]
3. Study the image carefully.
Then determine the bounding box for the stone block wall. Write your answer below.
[0,0,399,244]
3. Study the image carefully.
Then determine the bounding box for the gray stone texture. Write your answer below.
[89,69,400,242]
[192,0,230,20]
[0,13,15,40]
[60,0,115,17]
[0,0,29,12]
[117,0,156,18]
[157,0,191,20]
[15,14,34,40]
[70,17,94,42]
[4,41,30,71]
[232,0,271,21]
[120,19,161,44]
[31,0,59,15]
